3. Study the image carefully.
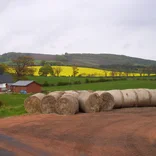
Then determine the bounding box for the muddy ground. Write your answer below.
[0,107,156,156]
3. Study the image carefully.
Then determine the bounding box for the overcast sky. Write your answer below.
[0,0,156,60]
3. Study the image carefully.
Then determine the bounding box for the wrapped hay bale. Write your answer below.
[121,89,138,108]
[78,91,100,113]
[107,90,124,108]
[41,91,64,114]
[24,93,45,113]
[145,89,156,106]
[56,92,79,115]
[95,91,115,111]
[134,89,150,107]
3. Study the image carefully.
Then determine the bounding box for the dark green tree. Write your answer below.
[12,56,34,78]
[0,65,4,75]
[40,60,46,66]
[38,63,53,76]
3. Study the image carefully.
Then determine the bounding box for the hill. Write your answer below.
[0,52,156,68]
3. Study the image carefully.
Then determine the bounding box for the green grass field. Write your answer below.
[0,79,156,118]
[27,76,156,85]
[43,80,156,91]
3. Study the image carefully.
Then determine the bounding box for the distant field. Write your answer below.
[27,76,156,86]
[27,76,104,85]
[43,80,156,91]
[8,65,145,77]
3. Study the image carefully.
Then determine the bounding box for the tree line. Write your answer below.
[0,55,79,79]
[100,64,156,76]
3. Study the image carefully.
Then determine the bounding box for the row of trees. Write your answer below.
[0,55,79,78]
[100,64,156,77]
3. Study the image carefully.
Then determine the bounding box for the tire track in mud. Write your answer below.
[0,147,15,156]
[0,132,52,156]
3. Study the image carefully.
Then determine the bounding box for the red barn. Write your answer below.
[11,80,41,93]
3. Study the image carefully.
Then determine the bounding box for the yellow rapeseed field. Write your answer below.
[7,66,147,77]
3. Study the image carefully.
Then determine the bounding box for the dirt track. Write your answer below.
[1,107,156,156]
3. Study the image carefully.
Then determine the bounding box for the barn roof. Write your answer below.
[12,80,34,86]
[0,74,13,83]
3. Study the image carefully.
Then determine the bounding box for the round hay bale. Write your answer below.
[56,93,79,115]
[24,93,45,113]
[121,89,138,108]
[107,90,124,108]
[134,89,150,107]
[76,90,93,94]
[65,91,79,98]
[41,91,64,114]
[145,89,156,106]
[50,91,65,95]
[78,92,100,113]
[95,91,115,111]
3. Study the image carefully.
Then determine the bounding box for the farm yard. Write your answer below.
[1,0,156,154]
[0,78,156,118]
[1,65,156,155]
[1,86,156,156]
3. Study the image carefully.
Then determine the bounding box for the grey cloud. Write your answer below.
[0,0,156,60]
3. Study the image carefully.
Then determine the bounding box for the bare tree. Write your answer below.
[12,56,34,78]
[53,66,63,77]
[72,65,79,77]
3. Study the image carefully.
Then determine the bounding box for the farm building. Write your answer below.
[0,74,13,92]
[11,80,41,93]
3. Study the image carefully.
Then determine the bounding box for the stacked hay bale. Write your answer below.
[55,91,79,115]
[95,91,115,111]
[24,93,45,113]
[78,91,100,113]
[24,89,156,115]
[134,89,151,107]
[41,91,64,114]
[120,89,138,108]
[107,90,124,108]
[146,89,156,106]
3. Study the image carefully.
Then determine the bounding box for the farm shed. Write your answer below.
[0,74,13,92]
[11,80,41,93]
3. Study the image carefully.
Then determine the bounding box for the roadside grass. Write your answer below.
[0,94,29,118]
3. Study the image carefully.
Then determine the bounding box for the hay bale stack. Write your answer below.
[76,90,93,94]
[146,89,156,106]
[78,91,100,113]
[24,93,45,113]
[107,90,124,108]
[56,92,79,115]
[95,91,115,111]
[41,91,64,114]
[121,89,138,108]
[65,91,79,98]
[134,89,151,107]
